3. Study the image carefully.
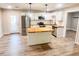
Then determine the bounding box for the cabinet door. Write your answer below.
[57,28,64,37]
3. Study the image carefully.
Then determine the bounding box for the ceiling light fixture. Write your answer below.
[7,5,12,9]
[29,3,32,13]
[28,3,32,18]
[56,3,64,8]
[44,4,48,20]
[45,4,48,13]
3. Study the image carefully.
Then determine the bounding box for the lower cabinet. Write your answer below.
[57,28,64,37]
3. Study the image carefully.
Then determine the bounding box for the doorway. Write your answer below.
[66,12,79,40]
[10,15,19,33]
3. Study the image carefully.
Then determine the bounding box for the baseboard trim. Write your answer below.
[67,28,71,30]
[0,34,4,39]
[75,42,79,45]
[71,29,77,32]
[66,28,77,31]
[4,32,20,36]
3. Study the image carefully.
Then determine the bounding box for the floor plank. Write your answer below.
[0,34,79,56]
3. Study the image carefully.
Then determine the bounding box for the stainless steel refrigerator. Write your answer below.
[21,15,31,35]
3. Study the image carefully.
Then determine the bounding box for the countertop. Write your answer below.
[52,21,64,28]
[27,27,54,33]
[27,21,64,33]
[52,24,64,28]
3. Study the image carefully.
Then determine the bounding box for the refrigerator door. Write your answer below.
[26,16,31,28]
[21,16,27,35]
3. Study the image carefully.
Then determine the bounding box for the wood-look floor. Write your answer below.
[66,30,76,40]
[0,33,79,56]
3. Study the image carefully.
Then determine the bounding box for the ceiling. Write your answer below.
[0,3,78,12]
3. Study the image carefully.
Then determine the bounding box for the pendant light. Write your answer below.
[45,4,48,20]
[28,3,32,28]
[45,4,48,13]
[29,3,32,13]
[29,3,32,17]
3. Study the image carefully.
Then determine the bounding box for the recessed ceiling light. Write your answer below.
[7,5,12,9]
[56,4,64,8]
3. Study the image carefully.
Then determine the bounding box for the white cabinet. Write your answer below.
[27,32,52,45]
[75,18,79,44]
[57,27,64,37]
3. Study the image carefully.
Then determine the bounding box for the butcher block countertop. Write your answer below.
[27,27,54,33]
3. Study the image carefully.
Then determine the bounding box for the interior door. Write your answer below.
[75,18,79,44]
[10,15,19,33]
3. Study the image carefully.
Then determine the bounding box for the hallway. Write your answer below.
[66,30,76,40]
[0,34,79,56]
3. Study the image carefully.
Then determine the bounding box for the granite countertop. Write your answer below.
[52,24,64,28]
[52,21,64,28]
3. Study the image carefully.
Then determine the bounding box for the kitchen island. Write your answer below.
[27,27,54,45]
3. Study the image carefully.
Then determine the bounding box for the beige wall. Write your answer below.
[0,9,3,38]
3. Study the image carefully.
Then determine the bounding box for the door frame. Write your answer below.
[64,10,79,44]
[10,15,20,34]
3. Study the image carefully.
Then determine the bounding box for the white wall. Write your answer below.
[51,11,64,21]
[0,9,3,38]
[2,10,24,34]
